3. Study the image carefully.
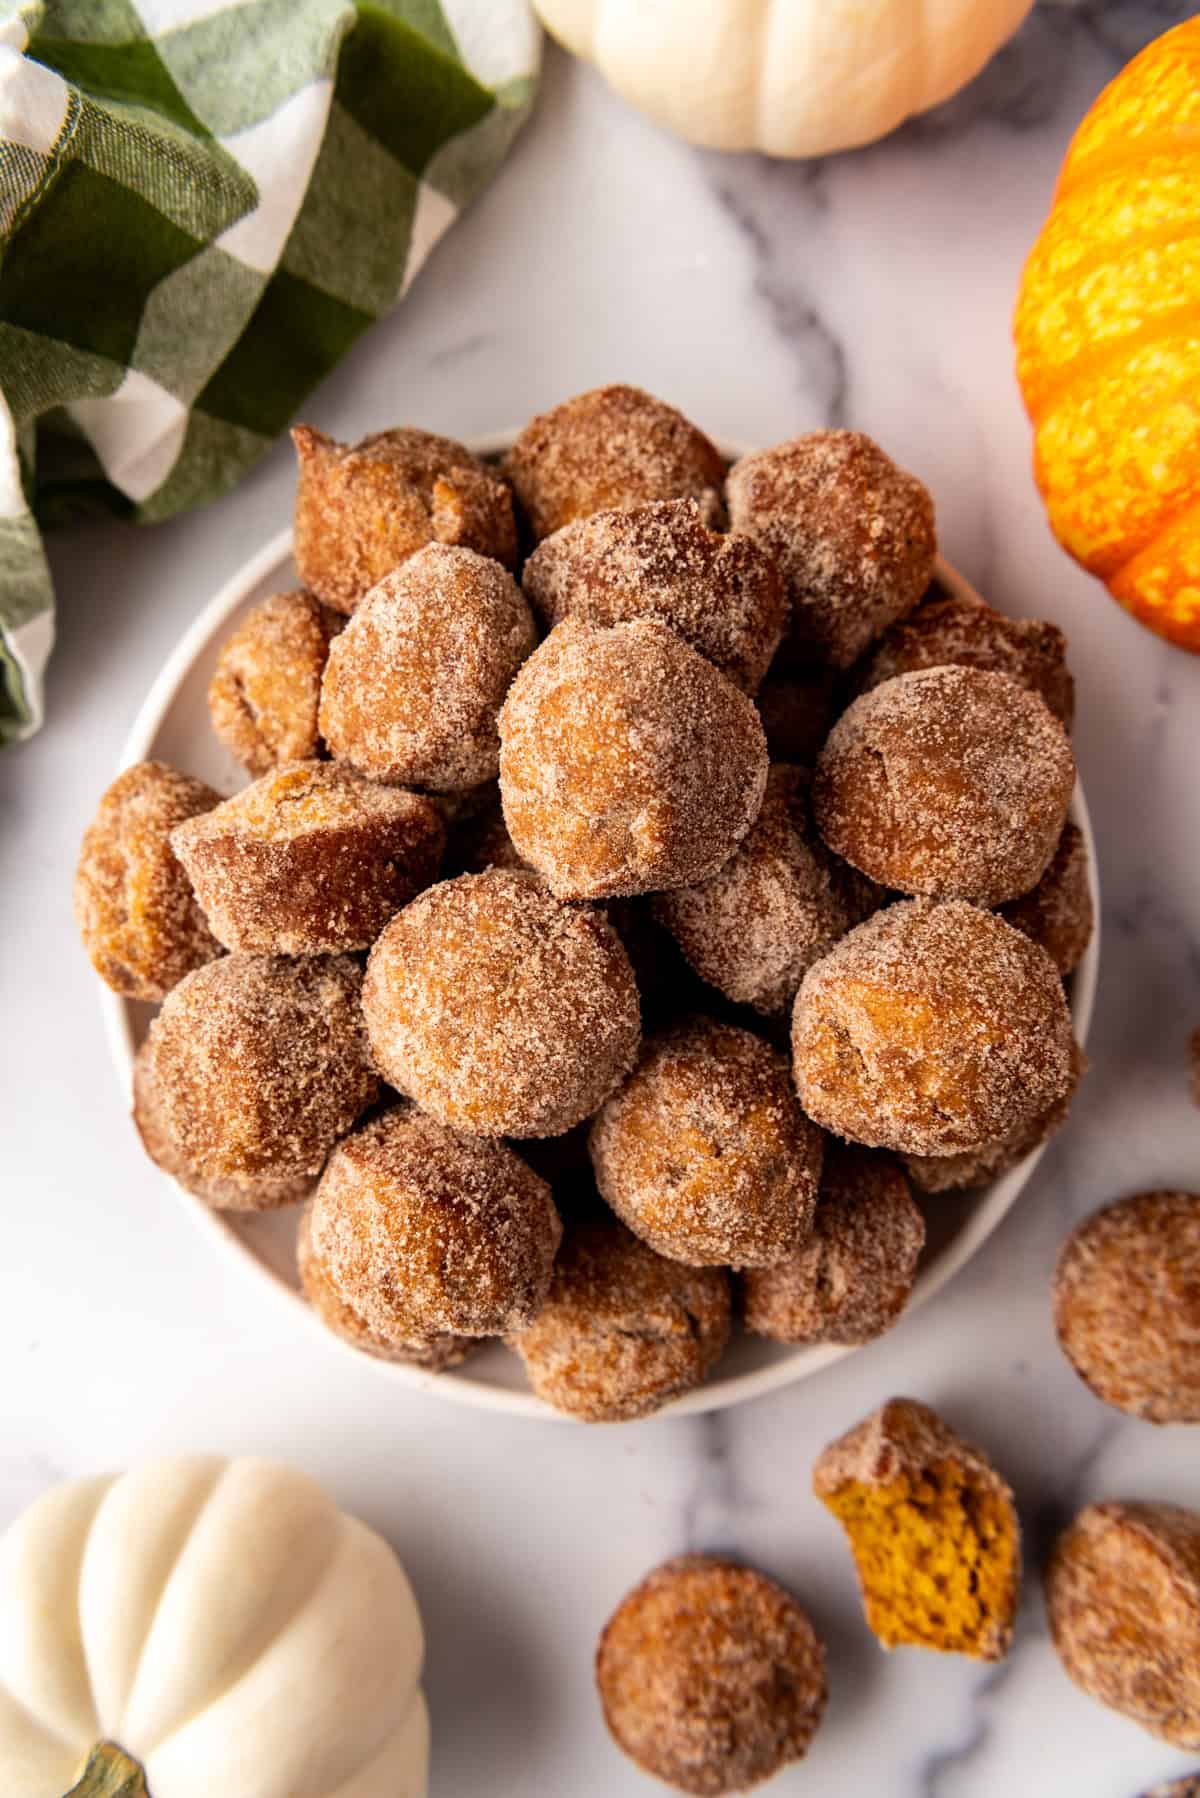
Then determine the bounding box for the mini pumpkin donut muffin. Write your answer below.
[814,666,1075,905]
[307,1107,561,1340]
[904,1037,1087,1193]
[653,763,877,1018]
[998,820,1093,976]
[297,1206,473,1371]
[74,760,223,1001]
[522,498,785,692]
[292,424,516,611]
[207,590,341,775]
[146,953,378,1181]
[859,583,1075,728]
[499,617,768,901]
[814,1397,1021,1660]
[363,870,641,1137]
[590,1017,823,1268]
[319,543,536,792]
[1052,1190,1200,1424]
[505,384,725,542]
[792,899,1074,1156]
[510,1209,731,1421]
[596,1553,827,1795]
[727,431,936,669]
[1045,1500,1200,1750]
[755,666,838,765]
[742,1147,925,1346]
[170,761,444,954]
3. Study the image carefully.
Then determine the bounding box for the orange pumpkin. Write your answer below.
[1014,18,1200,652]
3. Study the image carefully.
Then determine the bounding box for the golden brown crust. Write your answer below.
[595,1553,827,1794]
[505,385,725,542]
[170,760,444,954]
[904,1037,1086,1193]
[1052,1190,1200,1423]
[998,820,1093,976]
[207,591,341,775]
[74,760,223,1000]
[297,1206,473,1370]
[292,424,516,611]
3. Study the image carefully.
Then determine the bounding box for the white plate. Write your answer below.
[101,434,1099,1420]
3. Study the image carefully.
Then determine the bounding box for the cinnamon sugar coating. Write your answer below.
[292,424,516,612]
[146,953,378,1180]
[904,1038,1086,1193]
[653,764,878,1018]
[170,760,444,954]
[1046,1501,1200,1750]
[589,1018,823,1269]
[998,820,1093,976]
[596,1554,827,1794]
[727,432,935,669]
[297,1206,472,1370]
[505,385,725,542]
[755,668,838,765]
[859,584,1075,729]
[510,1210,730,1421]
[74,760,223,1000]
[792,899,1074,1156]
[363,870,641,1137]
[522,499,785,692]
[207,591,341,775]
[307,1107,561,1339]
[319,543,537,792]
[741,1147,924,1346]
[498,616,768,901]
[1052,1190,1200,1424]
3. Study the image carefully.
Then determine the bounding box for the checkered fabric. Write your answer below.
[0,0,540,743]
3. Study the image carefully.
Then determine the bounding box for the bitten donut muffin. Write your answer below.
[319,543,537,792]
[146,953,378,1180]
[742,1147,925,1346]
[755,667,838,765]
[1053,1190,1200,1423]
[999,820,1093,977]
[170,761,444,954]
[363,870,641,1137]
[590,1017,824,1268]
[596,1554,827,1795]
[813,667,1075,905]
[207,590,341,775]
[727,431,936,669]
[653,763,875,1018]
[74,760,223,1000]
[792,899,1074,1156]
[307,1108,561,1340]
[499,617,768,900]
[292,424,516,611]
[297,1206,472,1371]
[509,1210,731,1421]
[904,1038,1086,1193]
[859,584,1076,728]
[522,498,785,692]
[505,384,725,542]
[1045,1500,1200,1750]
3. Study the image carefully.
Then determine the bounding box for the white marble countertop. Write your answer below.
[4,7,1200,1794]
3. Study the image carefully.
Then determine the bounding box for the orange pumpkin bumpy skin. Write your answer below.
[207,590,341,775]
[297,1206,473,1372]
[1014,18,1200,651]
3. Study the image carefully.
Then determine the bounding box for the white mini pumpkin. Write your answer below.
[536,0,1035,157]
[0,1457,428,1798]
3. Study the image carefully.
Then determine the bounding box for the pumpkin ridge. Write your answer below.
[1019,219,1200,346]
[1023,302,1200,428]
[1055,135,1200,207]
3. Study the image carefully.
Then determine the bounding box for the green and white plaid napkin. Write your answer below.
[0,0,540,744]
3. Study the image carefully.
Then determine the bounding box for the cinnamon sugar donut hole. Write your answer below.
[498,617,768,901]
[904,1038,1086,1193]
[319,543,536,792]
[297,1207,472,1371]
[510,1210,731,1421]
[522,499,785,692]
[505,385,725,542]
[146,953,378,1181]
[292,424,516,612]
[74,760,223,1001]
[792,899,1074,1156]
[741,1147,924,1347]
[727,431,935,669]
[596,1554,827,1795]
[590,1017,824,1268]
[207,591,341,775]
[307,1107,561,1340]
[814,667,1075,906]
[363,870,641,1137]
[998,820,1093,976]
[171,761,444,954]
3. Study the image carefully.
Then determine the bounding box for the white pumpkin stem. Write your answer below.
[63,1743,149,1798]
